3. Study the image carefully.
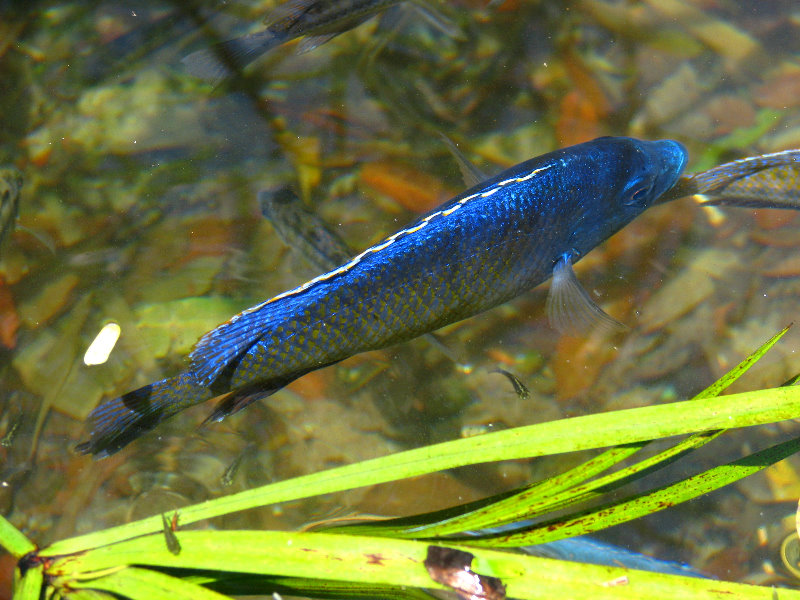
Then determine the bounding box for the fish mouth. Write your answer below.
[656,139,690,193]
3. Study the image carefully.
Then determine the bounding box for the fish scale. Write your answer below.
[77,137,687,456]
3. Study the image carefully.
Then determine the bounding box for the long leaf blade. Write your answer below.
[71,566,234,600]
[0,513,35,557]
[44,384,800,556]
[464,435,800,547]
[693,324,791,400]
[49,530,800,600]
[404,430,724,539]
[13,565,43,600]
[338,443,648,537]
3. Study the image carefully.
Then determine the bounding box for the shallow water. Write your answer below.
[2,0,800,591]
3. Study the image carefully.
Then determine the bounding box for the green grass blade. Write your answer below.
[63,590,119,600]
[402,430,724,539]
[494,431,723,523]
[463,434,800,547]
[49,530,800,600]
[70,567,234,600]
[0,513,35,557]
[436,328,789,538]
[44,384,800,556]
[184,571,436,599]
[328,323,782,539]
[337,443,648,537]
[781,372,800,387]
[693,324,790,400]
[13,564,43,600]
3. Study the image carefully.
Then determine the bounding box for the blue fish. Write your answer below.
[467,522,708,578]
[525,536,708,578]
[77,136,687,456]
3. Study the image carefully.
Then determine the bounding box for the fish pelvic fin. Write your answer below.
[546,254,625,336]
[75,372,212,458]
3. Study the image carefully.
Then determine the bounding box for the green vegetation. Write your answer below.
[4,326,800,599]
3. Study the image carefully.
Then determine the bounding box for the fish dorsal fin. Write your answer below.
[545,254,624,336]
[189,300,278,387]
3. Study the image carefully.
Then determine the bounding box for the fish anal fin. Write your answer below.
[202,386,279,424]
[545,254,625,336]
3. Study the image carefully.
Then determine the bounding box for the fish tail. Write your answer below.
[75,372,213,458]
[181,31,283,82]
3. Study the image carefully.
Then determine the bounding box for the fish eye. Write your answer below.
[626,183,653,206]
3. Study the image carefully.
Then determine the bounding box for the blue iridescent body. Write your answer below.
[470,522,708,578]
[78,136,688,456]
[527,536,707,578]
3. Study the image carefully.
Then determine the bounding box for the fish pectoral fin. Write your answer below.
[545,254,625,336]
[15,224,57,255]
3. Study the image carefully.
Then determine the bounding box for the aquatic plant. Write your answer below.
[4,326,800,599]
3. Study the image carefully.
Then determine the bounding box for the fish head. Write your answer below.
[566,137,688,255]
[617,138,688,213]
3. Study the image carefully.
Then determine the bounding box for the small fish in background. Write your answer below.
[220,443,256,487]
[0,166,23,254]
[259,186,352,273]
[697,155,800,210]
[161,512,181,555]
[658,148,800,208]
[182,0,408,82]
[0,166,53,256]
[491,368,530,400]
